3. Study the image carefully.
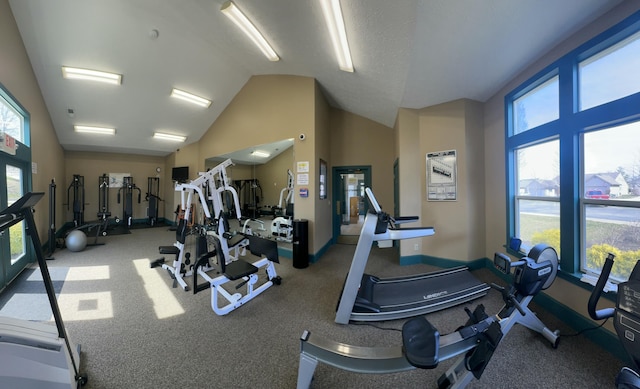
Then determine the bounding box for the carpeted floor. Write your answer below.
[0,227,626,388]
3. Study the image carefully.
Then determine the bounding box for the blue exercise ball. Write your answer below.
[66,230,87,252]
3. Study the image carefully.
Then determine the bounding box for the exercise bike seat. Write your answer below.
[402,316,439,369]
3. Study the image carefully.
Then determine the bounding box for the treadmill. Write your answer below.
[335,188,489,324]
[0,192,87,388]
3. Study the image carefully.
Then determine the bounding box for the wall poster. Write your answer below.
[426,150,457,201]
[108,173,130,188]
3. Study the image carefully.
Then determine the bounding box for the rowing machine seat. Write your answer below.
[402,316,439,369]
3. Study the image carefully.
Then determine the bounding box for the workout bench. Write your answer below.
[193,233,281,315]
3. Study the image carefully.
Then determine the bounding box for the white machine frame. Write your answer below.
[271,169,294,242]
[156,159,250,290]
[188,159,282,315]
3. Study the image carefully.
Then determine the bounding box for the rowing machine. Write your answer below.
[298,244,560,389]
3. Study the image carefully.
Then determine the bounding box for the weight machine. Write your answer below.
[146,177,161,226]
[67,174,85,227]
[65,174,109,246]
[191,158,282,315]
[97,174,110,222]
[0,192,87,388]
[117,176,141,229]
[270,169,294,242]
[152,159,281,314]
[234,178,262,219]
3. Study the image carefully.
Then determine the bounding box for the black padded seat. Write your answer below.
[402,316,439,369]
[224,260,259,281]
[158,219,187,255]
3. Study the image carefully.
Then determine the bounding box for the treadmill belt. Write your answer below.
[356,267,489,315]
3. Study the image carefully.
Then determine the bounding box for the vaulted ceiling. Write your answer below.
[8,0,624,157]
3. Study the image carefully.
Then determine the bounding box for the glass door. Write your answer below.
[332,166,371,244]
[0,160,30,288]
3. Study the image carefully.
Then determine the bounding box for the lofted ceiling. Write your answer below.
[8,0,623,157]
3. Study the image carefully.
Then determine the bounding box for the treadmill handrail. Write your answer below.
[379,226,435,241]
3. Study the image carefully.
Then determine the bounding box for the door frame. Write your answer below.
[331,165,371,242]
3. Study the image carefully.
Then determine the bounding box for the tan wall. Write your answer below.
[64,152,166,224]
[395,108,422,257]
[483,1,640,332]
[255,147,294,208]
[0,0,65,241]
[329,108,395,210]
[196,75,321,251]
[165,142,200,222]
[414,99,484,261]
[314,81,332,250]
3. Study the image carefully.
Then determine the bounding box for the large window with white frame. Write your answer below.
[506,10,640,283]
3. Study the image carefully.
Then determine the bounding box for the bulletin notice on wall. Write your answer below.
[426,150,457,201]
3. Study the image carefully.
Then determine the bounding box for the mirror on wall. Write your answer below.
[204,139,295,247]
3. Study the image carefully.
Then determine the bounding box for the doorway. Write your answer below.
[332,166,371,244]
[0,157,31,289]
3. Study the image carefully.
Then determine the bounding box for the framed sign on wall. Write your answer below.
[426,150,457,201]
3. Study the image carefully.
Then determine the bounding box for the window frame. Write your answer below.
[505,10,640,279]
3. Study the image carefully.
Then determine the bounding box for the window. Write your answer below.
[513,75,559,135]
[0,93,26,144]
[579,30,640,111]
[506,11,640,283]
[515,140,560,253]
[581,122,640,281]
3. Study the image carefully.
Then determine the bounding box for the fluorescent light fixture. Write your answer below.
[62,66,122,85]
[74,125,116,135]
[320,0,354,72]
[153,132,186,142]
[170,88,212,108]
[251,150,270,158]
[221,1,279,61]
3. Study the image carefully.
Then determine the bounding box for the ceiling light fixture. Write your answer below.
[153,132,187,142]
[320,0,354,72]
[220,1,280,62]
[170,88,212,108]
[74,125,116,135]
[251,150,270,158]
[62,66,122,85]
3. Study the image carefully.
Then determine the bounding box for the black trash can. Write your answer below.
[292,219,309,269]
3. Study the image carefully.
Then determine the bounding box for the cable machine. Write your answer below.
[146,177,161,226]
[97,174,110,222]
[117,176,141,229]
[46,178,57,259]
[66,174,85,227]
[234,179,262,219]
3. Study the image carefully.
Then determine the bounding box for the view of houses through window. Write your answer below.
[508,13,640,282]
